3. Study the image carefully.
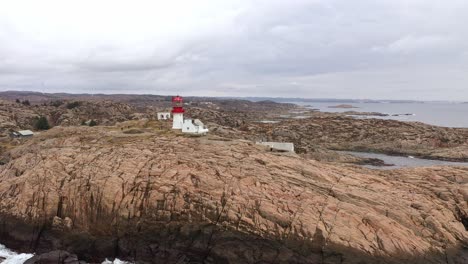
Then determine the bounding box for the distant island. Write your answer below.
[328,104,359,109]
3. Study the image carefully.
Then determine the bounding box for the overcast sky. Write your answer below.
[1,0,468,100]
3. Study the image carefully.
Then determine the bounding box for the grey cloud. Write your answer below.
[75,60,175,73]
[0,0,468,100]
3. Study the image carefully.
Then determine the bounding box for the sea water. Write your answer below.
[0,244,131,264]
[343,151,468,170]
[287,101,468,128]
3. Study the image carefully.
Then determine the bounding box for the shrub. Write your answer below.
[50,100,64,107]
[35,116,50,130]
[66,101,81,109]
[22,100,31,106]
[89,120,98,127]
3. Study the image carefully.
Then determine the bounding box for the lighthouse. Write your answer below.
[171,95,184,129]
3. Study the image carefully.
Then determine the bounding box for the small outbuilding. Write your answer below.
[157,112,171,120]
[10,130,34,138]
[182,119,209,135]
[257,141,295,153]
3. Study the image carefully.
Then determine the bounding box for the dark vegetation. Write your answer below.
[35,116,51,130]
[66,101,81,109]
[50,100,64,107]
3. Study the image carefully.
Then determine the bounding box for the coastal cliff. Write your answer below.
[0,126,466,263]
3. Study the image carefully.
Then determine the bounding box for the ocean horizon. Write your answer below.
[284,101,468,128]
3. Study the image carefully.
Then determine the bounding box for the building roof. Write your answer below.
[194,119,204,126]
[172,95,183,102]
[17,130,34,136]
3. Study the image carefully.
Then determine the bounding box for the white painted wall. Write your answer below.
[172,113,183,129]
[157,112,171,120]
[182,119,209,134]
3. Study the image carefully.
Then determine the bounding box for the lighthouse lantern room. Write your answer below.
[171,95,184,129]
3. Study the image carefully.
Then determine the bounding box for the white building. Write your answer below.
[171,96,185,129]
[257,142,295,152]
[157,112,171,120]
[11,130,34,138]
[170,95,208,134]
[182,119,209,135]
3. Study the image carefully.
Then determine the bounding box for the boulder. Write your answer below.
[24,251,83,264]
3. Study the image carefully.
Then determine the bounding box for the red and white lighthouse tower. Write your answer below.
[171,95,184,129]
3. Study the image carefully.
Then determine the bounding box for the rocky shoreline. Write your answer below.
[2,217,466,264]
[0,93,467,263]
[0,126,467,263]
[237,113,468,162]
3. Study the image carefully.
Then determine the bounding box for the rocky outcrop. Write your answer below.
[0,99,137,135]
[45,101,135,127]
[246,115,468,161]
[0,100,40,132]
[24,250,84,264]
[0,126,466,263]
[0,93,297,138]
